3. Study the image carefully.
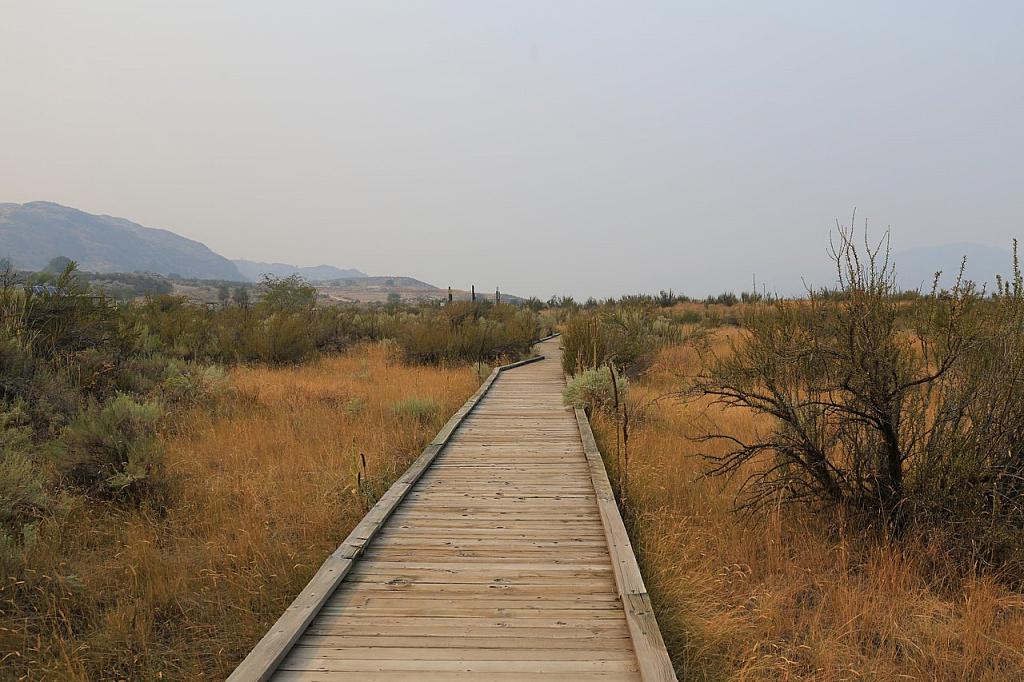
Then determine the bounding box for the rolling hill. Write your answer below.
[0,202,371,285]
[0,201,245,280]
[233,260,366,282]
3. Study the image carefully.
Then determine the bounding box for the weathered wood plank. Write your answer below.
[284,647,637,660]
[273,671,638,682]
[292,635,633,649]
[277,654,639,672]
[301,624,630,638]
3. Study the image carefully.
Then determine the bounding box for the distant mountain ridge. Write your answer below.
[0,202,370,285]
[233,259,366,282]
[0,201,245,280]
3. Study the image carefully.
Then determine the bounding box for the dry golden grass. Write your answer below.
[592,330,1024,681]
[2,342,478,680]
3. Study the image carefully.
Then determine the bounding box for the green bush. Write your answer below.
[343,397,367,417]
[704,292,739,306]
[0,335,42,409]
[562,368,628,414]
[397,302,540,365]
[390,397,441,424]
[259,274,317,311]
[55,395,166,500]
[561,307,680,376]
[672,309,702,325]
[161,362,227,405]
[252,312,316,364]
[560,314,608,375]
[0,406,50,563]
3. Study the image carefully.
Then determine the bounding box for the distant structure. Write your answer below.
[30,284,62,296]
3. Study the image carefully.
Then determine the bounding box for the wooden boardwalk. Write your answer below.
[230,338,674,681]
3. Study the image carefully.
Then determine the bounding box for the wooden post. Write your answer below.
[448,286,452,303]
[471,285,475,301]
[495,287,500,303]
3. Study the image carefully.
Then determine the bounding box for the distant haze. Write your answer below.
[232,260,367,282]
[1,2,1021,298]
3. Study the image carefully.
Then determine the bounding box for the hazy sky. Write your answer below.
[2,2,1022,298]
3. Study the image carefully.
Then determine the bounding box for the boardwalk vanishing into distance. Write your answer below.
[230,337,675,681]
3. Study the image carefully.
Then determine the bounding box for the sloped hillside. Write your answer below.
[232,259,366,281]
[0,201,244,280]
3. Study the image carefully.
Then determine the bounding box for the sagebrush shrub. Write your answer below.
[0,405,50,564]
[561,307,680,376]
[253,312,316,364]
[162,362,227,405]
[55,395,166,499]
[390,397,441,424]
[562,368,628,414]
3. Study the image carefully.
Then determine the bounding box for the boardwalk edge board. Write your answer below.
[573,407,678,681]
[228,353,545,682]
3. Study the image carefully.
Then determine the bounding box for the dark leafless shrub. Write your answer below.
[694,224,1024,572]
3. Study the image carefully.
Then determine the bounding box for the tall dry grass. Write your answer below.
[592,330,1024,680]
[2,342,477,680]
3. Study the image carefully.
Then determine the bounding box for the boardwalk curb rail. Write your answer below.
[228,353,546,682]
[573,407,677,681]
